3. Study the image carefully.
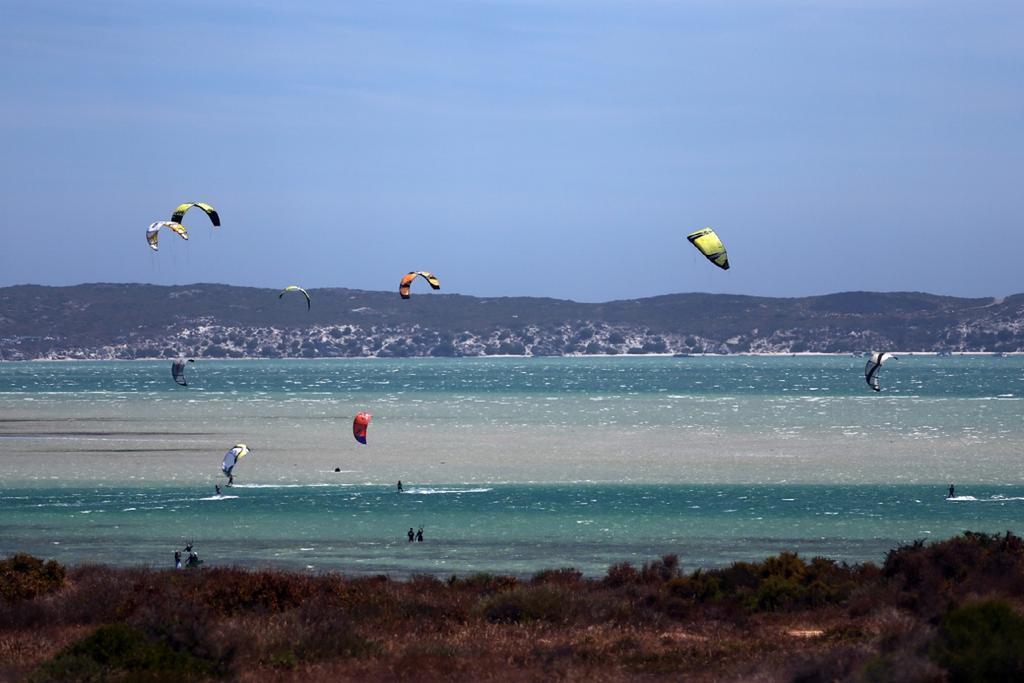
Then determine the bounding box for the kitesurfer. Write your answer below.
[215,484,221,496]
[948,484,955,499]
[407,528,415,542]
[865,353,897,392]
[397,480,403,493]
[416,527,424,542]
[221,444,249,486]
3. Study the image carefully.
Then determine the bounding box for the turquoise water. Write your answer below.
[2,483,1024,577]
[1,357,1023,575]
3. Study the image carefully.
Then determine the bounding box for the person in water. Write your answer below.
[416,527,424,542]
[948,484,955,498]
[397,480,403,493]
[174,550,182,569]
[185,544,200,568]
[407,527,415,542]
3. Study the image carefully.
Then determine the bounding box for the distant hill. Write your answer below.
[1,283,1023,359]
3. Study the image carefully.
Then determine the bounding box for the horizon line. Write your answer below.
[0,281,1017,304]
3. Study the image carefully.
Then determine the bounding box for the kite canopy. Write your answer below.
[353,412,372,445]
[399,272,440,299]
[279,285,311,310]
[686,228,729,270]
[221,444,250,475]
[171,202,220,227]
[146,221,188,251]
[171,358,194,386]
[864,352,897,392]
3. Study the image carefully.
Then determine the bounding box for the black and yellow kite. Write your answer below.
[279,285,311,310]
[686,228,729,270]
[171,202,220,228]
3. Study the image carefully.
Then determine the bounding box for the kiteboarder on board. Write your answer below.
[948,484,955,499]
[221,444,249,488]
[397,480,403,493]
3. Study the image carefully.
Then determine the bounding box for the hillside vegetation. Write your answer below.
[2,283,1023,359]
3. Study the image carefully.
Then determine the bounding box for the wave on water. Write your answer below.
[199,495,240,501]
[401,487,493,495]
[946,495,1024,503]
[230,483,335,489]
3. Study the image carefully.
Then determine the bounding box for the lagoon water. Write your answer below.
[1,357,1023,576]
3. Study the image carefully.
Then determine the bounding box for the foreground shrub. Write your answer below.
[665,553,861,612]
[0,554,66,602]
[476,585,577,623]
[884,531,1024,617]
[530,567,583,586]
[133,599,231,673]
[255,603,379,668]
[447,573,517,595]
[929,600,1024,682]
[641,555,681,583]
[198,568,315,615]
[30,623,216,682]
[603,562,640,588]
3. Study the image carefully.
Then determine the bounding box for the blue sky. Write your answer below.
[1,0,1021,301]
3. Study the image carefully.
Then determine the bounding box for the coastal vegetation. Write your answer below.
[3,532,1024,681]
[2,283,1024,359]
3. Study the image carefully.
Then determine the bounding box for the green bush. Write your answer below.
[603,562,640,588]
[30,623,216,682]
[930,600,1024,682]
[0,554,66,602]
[666,572,723,603]
[751,576,806,611]
[447,573,517,595]
[659,552,860,612]
[883,532,1024,618]
[477,586,576,624]
[640,555,681,583]
[530,568,583,586]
